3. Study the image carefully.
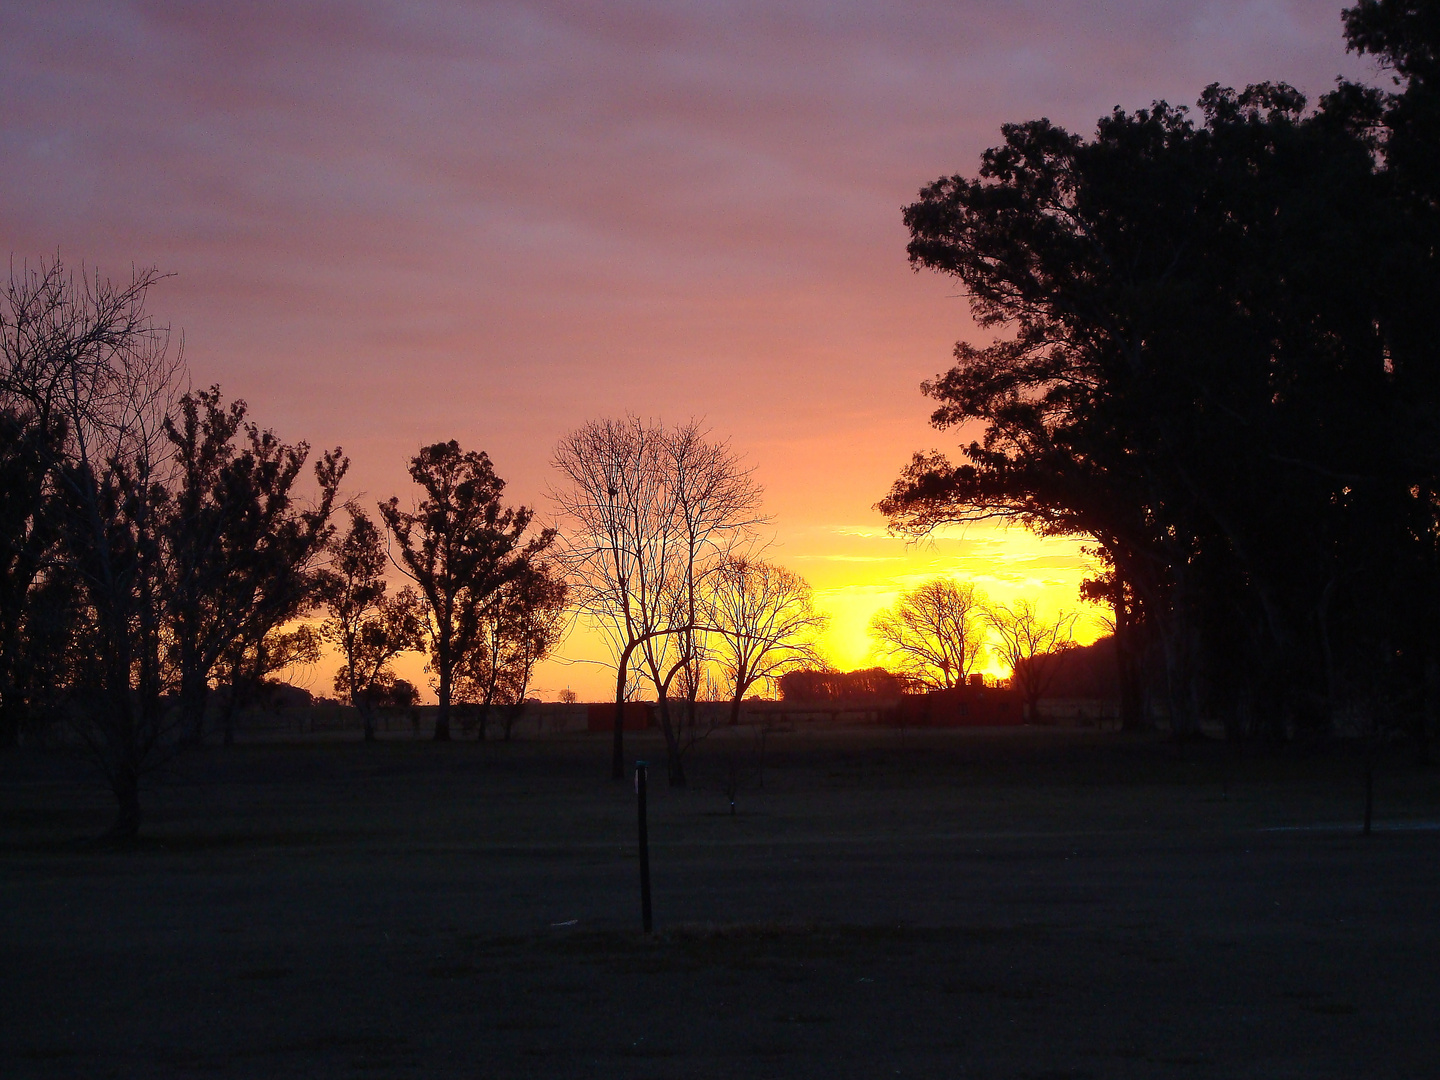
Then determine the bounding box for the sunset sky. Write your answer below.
[2,2,1379,699]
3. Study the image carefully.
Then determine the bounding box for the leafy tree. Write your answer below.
[214,623,322,744]
[778,667,910,702]
[2,261,171,775]
[454,559,568,740]
[1342,0,1440,759]
[318,507,425,742]
[1,259,347,833]
[870,578,989,690]
[385,679,420,710]
[881,70,1417,741]
[162,386,345,743]
[381,441,554,741]
[1080,565,1148,731]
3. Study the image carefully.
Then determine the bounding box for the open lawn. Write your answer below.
[2,727,1438,1078]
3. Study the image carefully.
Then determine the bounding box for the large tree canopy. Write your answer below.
[882,7,1440,746]
[381,441,554,742]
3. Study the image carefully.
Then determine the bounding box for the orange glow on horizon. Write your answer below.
[285,520,1108,705]
[514,520,1110,702]
[794,523,1107,682]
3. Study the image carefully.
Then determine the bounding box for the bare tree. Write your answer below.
[1,259,183,838]
[706,557,828,725]
[381,441,554,741]
[869,577,989,690]
[552,416,673,779]
[318,507,426,742]
[988,599,1079,723]
[552,417,762,784]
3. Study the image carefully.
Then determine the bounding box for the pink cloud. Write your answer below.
[1,0,1377,517]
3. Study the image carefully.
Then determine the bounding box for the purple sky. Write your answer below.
[1,1,1382,695]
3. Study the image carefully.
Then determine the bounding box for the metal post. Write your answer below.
[636,760,653,933]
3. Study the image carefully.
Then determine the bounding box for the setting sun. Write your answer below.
[791,524,1106,681]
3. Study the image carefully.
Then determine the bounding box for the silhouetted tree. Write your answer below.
[1081,566,1148,731]
[162,387,345,743]
[1342,0,1440,761]
[553,417,762,785]
[214,623,321,744]
[881,62,1427,742]
[0,407,64,746]
[706,557,827,725]
[2,259,355,833]
[381,441,554,741]
[778,667,910,703]
[1,260,183,838]
[988,600,1078,723]
[454,559,568,740]
[386,679,420,709]
[870,578,989,690]
[318,507,425,741]
[2,263,163,759]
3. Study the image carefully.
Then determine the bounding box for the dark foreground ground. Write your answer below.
[2,727,1438,1079]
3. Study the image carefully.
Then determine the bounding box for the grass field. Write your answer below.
[2,727,1438,1078]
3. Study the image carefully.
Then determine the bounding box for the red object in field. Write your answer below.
[587,702,653,732]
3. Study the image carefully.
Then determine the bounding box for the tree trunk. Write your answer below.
[215,687,238,748]
[1158,606,1201,740]
[612,684,626,781]
[612,638,643,781]
[0,703,20,748]
[1113,591,1147,732]
[657,697,686,787]
[104,760,142,843]
[1024,693,1041,725]
[358,694,376,743]
[0,619,23,747]
[176,633,209,744]
[434,661,452,741]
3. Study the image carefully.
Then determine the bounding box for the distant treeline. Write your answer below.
[778,667,912,703]
[882,4,1440,754]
